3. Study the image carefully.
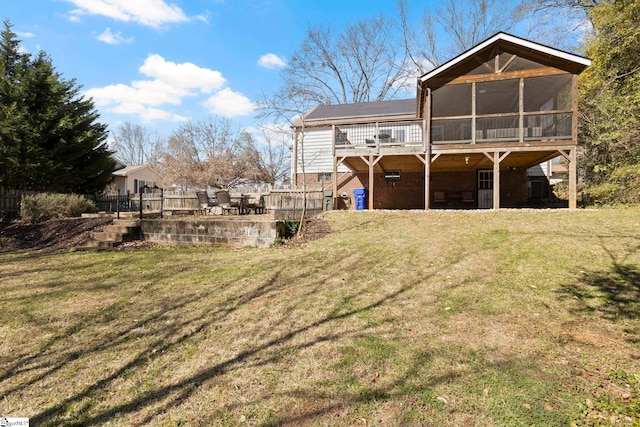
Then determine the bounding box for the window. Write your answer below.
[135,180,155,193]
[317,172,332,182]
[335,129,347,144]
[378,129,392,142]
[478,170,493,190]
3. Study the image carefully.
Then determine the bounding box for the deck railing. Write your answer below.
[334,112,573,150]
[334,120,424,150]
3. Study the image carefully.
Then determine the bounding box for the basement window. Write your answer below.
[317,172,332,182]
[384,170,401,181]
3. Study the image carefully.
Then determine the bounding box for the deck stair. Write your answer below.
[75,219,142,250]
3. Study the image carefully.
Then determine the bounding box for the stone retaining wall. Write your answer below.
[140,219,278,248]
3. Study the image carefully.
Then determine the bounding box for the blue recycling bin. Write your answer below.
[353,188,367,210]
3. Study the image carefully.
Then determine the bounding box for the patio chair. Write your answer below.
[214,190,240,215]
[462,191,475,203]
[244,194,266,214]
[196,190,216,214]
[434,191,446,203]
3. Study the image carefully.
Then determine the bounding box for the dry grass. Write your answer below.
[0,208,638,426]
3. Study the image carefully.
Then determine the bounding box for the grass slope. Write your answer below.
[1,208,638,426]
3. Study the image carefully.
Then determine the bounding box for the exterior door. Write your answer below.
[478,170,493,209]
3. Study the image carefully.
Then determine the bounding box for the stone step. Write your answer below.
[113,219,141,227]
[92,231,127,242]
[102,225,139,234]
[81,212,113,219]
[73,219,142,251]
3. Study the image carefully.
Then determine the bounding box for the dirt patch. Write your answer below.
[283,215,332,247]
[0,217,113,251]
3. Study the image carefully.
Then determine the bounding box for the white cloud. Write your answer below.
[85,54,253,123]
[203,88,256,118]
[112,103,189,122]
[85,80,187,107]
[17,32,35,38]
[96,27,134,44]
[258,53,286,69]
[140,54,225,93]
[64,0,189,28]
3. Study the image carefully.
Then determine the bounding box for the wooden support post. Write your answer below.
[369,155,374,210]
[493,151,500,210]
[570,75,579,210]
[569,148,577,209]
[425,156,430,210]
[424,117,430,209]
[332,125,338,207]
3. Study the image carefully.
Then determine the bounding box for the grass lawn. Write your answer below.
[1,208,638,426]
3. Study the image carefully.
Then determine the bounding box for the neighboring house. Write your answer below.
[111,165,164,195]
[291,32,591,209]
[527,160,569,200]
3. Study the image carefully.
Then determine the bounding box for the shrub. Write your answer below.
[582,164,640,207]
[20,193,97,223]
[276,219,304,240]
[552,182,569,200]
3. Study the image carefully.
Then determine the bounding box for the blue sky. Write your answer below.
[2,0,405,137]
[3,0,587,141]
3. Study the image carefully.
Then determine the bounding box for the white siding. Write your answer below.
[294,128,349,174]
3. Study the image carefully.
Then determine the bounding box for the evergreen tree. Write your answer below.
[0,19,115,193]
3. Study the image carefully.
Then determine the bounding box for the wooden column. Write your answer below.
[493,151,500,210]
[570,74,579,210]
[569,148,577,209]
[424,117,430,209]
[369,155,375,210]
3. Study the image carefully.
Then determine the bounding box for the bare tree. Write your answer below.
[156,128,202,190]
[254,126,290,186]
[513,0,597,50]
[399,0,524,76]
[278,15,411,108]
[156,118,267,189]
[398,0,441,76]
[110,122,162,166]
[258,88,317,236]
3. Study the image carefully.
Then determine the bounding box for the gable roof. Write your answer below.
[419,32,591,84]
[112,164,163,178]
[303,98,416,123]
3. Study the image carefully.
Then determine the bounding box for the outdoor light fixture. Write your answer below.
[465,156,470,165]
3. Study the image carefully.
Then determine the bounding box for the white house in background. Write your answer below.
[111,165,164,195]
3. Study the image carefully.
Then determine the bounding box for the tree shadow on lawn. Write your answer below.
[19,246,493,426]
[9,237,572,426]
[558,240,640,344]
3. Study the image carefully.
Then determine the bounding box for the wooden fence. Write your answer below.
[0,190,21,219]
[1,189,327,220]
[264,190,324,220]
